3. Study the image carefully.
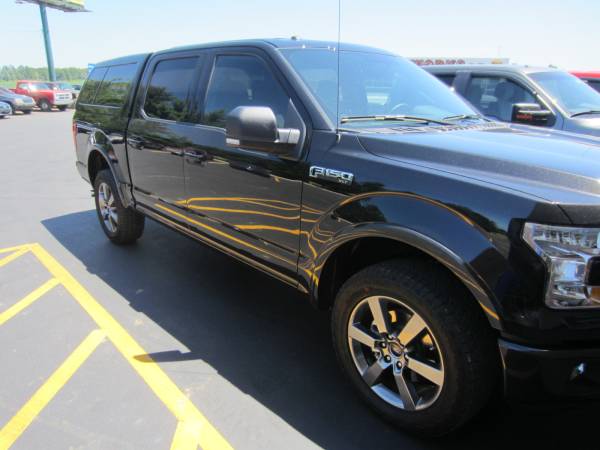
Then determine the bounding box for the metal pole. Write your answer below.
[39,4,56,81]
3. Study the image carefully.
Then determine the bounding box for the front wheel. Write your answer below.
[38,99,51,112]
[93,169,145,245]
[332,259,498,436]
[57,105,68,111]
[22,110,32,115]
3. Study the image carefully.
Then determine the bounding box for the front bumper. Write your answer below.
[500,338,600,401]
[13,103,34,111]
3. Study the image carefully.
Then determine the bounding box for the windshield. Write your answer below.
[280,48,478,127]
[30,83,51,91]
[530,71,600,116]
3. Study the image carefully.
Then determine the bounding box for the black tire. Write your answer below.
[38,99,51,112]
[23,110,32,115]
[57,105,68,111]
[93,169,145,245]
[332,259,499,436]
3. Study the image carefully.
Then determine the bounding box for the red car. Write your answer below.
[10,80,72,111]
[571,71,600,92]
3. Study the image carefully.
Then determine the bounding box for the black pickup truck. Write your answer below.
[74,39,600,436]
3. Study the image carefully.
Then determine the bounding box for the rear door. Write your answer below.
[179,48,308,284]
[127,51,204,217]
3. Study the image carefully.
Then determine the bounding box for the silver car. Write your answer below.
[0,101,12,118]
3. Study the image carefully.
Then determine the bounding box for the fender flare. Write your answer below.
[87,145,129,207]
[312,223,503,330]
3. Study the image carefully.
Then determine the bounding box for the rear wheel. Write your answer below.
[22,110,32,115]
[332,259,498,436]
[93,169,145,245]
[38,99,51,112]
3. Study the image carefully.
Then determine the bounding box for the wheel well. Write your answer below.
[88,150,109,184]
[316,237,478,312]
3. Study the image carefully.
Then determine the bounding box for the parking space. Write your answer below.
[2,111,600,449]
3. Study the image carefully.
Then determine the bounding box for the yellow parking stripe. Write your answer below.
[170,420,203,450]
[0,248,28,269]
[0,329,106,449]
[28,243,232,450]
[0,278,59,326]
[0,245,29,255]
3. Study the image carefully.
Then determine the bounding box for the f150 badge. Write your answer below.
[309,166,354,185]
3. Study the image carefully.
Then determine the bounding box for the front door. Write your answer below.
[177,50,308,284]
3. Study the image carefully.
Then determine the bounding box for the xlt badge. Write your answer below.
[309,166,354,185]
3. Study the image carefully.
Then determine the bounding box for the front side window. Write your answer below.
[530,71,600,116]
[95,63,137,107]
[202,54,292,128]
[587,80,600,93]
[78,67,107,104]
[143,57,198,122]
[281,48,477,127]
[466,76,538,122]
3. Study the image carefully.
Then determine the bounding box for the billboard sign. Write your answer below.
[15,0,87,12]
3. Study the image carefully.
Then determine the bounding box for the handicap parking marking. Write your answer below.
[0,243,233,450]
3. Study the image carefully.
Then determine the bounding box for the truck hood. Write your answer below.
[565,115,600,137]
[357,122,600,206]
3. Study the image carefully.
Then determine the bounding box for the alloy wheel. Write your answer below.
[347,295,444,411]
[97,182,118,233]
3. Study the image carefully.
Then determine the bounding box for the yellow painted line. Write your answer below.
[0,248,29,269]
[28,243,232,450]
[0,278,60,326]
[0,245,30,255]
[478,301,500,322]
[170,420,202,450]
[0,329,106,449]
[235,225,303,235]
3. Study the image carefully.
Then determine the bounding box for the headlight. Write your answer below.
[523,223,600,308]
[14,98,23,104]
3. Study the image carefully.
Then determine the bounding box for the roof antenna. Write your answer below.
[336,0,342,133]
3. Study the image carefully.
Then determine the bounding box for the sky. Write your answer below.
[1,0,599,70]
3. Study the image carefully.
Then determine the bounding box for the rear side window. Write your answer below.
[78,67,107,104]
[143,57,198,122]
[94,63,137,107]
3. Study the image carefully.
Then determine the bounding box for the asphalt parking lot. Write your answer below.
[1,110,600,450]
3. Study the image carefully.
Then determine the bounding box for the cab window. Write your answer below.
[143,57,198,122]
[466,76,539,122]
[78,67,108,104]
[202,54,292,128]
[94,63,137,107]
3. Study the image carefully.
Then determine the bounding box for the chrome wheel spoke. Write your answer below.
[108,193,115,207]
[367,297,390,335]
[406,356,444,386]
[398,313,427,346]
[363,360,387,386]
[109,209,118,224]
[349,323,378,348]
[394,370,417,411]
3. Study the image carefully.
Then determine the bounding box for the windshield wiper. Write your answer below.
[443,114,483,121]
[340,115,452,126]
[571,110,600,118]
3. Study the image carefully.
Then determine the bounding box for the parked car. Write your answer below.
[48,81,79,100]
[74,39,600,436]
[572,71,600,93]
[10,80,72,111]
[426,65,600,137]
[0,87,35,114]
[0,101,11,118]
